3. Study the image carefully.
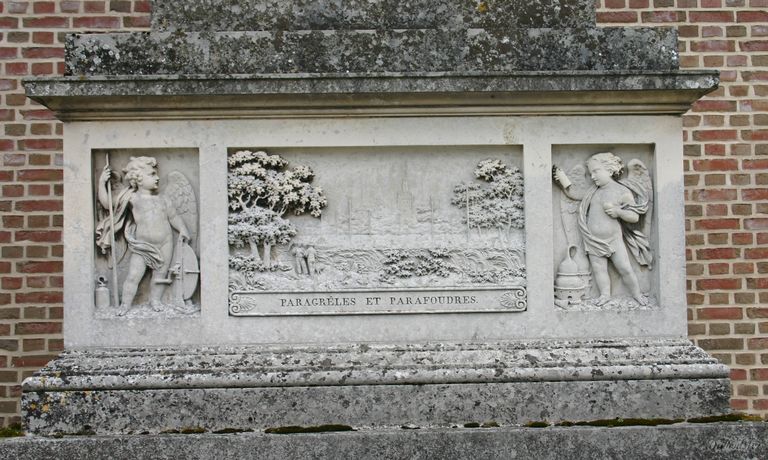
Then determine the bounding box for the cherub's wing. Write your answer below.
[626,159,653,239]
[163,171,198,245]
[559,165,589,250]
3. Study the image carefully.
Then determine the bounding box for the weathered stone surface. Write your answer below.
[151,0,597,32]
[3,423,767,460]
[64,28,678,76]
[22,340,731,435]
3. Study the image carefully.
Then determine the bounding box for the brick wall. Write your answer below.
[0,1,766,425]
[0,0,151,426]
[597,0,768,415]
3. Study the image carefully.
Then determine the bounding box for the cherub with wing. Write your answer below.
[96,156,198,314]
[553,152,653,306]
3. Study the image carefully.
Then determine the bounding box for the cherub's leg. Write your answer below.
[610,248,647,306]
[120,253,147,314]
[588,254,611,305]
[149,238,174,309]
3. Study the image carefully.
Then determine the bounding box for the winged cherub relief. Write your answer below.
[96,156,199,315]
[553,152,653,307]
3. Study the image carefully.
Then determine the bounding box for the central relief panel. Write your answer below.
[227,146,526,316]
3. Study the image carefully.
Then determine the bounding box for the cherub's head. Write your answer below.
[123,157,159,191]
[586,152,623,187]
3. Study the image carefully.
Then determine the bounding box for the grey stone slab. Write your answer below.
[21,340,731,435]
[3,423,767,460]
[151,0,596,32]
[23,71,720,120]
[63,28,678,76]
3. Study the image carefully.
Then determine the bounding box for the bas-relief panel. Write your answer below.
[227,146,527,316]
[92,149,201,318]
[552,145,657,311]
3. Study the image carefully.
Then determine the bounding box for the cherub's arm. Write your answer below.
[604,190,640,223]
[552,166,584,201]
[97,165,114,210]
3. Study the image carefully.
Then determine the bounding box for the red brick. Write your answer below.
[0,47,18,59]
[123,15,150,28]
[17,261,62,273]
[691,189,737,201]
[696,278,742,290]
[1,277,22,290]
[743,189,768,200]
[692,129,738,141]
[738,11,768,22]
[32,31,54,45]
[743,159,768,169]
[15,292,62,304]
[18,139,62,151]
[2,184,24,197]
[73,16,120,28]
[731,369,748,380]
[17,169,62,181]
[750,368,768,379]
[15,200,62,212]
[641,11,684,22]
[697,307,743,320]
[11,355,55,368]
[84,1,106,13]
[689,11,734,22]
[744,217,768,230]
[5,62,27,75]
[742,41,768,53]
[22,16,68,28]
[135,0,151,13]
[14,231,61,243]
[33,2,56,13]
[747,308,768,318]
[691,40,736,53]
[694,218,740,230]
[14,322,61,335]
[0,17,19,28]
[21,47,64,59]
[745,248,768,259]
[692,159,739,171]
[596,11,638,22]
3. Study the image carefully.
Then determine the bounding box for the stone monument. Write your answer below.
[5,0,767,457]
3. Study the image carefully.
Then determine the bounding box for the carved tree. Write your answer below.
[228,150,326,268]
[452,159,524,239]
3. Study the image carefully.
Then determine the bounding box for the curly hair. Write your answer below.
[122,156,157,189]
[587,152,623,179]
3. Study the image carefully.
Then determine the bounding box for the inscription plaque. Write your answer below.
[228,146,527,316]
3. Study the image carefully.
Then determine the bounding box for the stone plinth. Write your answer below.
[23,339,729,435]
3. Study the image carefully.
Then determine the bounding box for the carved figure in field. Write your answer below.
[96,156,192,313]
[305,245,317,276]
[553,152,652,306]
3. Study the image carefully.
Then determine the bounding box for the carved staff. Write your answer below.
[105,153,120,308]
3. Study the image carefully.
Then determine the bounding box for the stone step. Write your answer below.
[3,423,767,460]
[64,27,677,76]
[22,339,730,435]
[151,0,596,32]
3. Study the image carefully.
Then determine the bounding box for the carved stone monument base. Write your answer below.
[23,339,730,436]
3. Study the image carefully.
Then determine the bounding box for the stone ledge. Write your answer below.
[151,0,596,32]
[64,28,678,76]
[3,423,766,460]
[24,338,728,391]
[21,339,731,435]
[24,70,719,120]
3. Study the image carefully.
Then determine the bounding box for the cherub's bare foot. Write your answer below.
[594,295,611,306]
[633,293,649,306]
[150,299,163,312]
[116,304,130,316]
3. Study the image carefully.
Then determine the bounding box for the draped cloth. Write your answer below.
[577,180,653,269]
[95,188,164,270]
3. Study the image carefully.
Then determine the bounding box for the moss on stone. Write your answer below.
[525,421,550,428]
[0,423,24,438]
[264,424,355,434]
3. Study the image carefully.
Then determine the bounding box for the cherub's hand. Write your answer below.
[99,165,113,185]
[552,166,570,188]
[603,202,618,218]
[179,230,191,244]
